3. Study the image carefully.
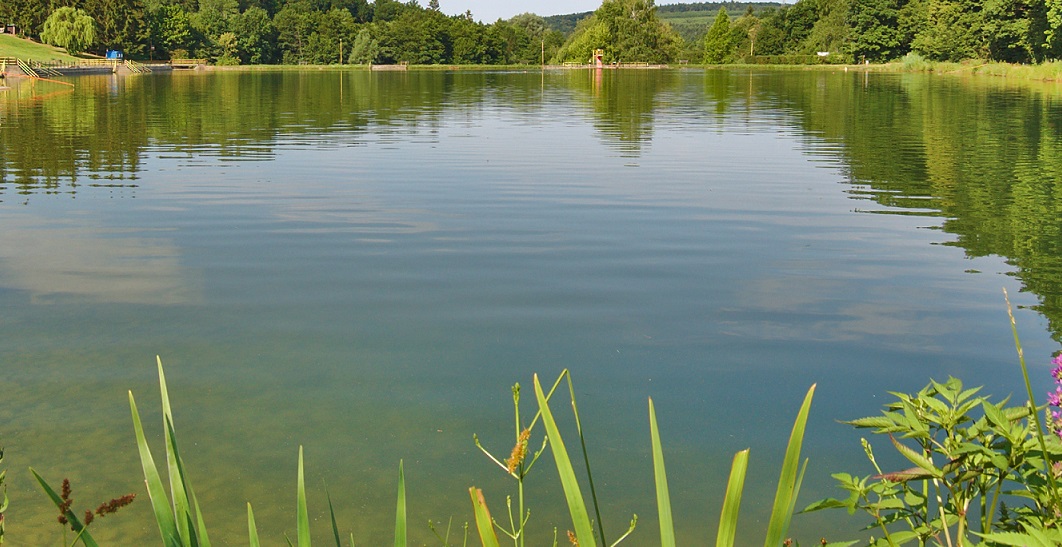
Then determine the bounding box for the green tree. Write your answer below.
[274,0,317,62]
[703,7,732,62]
[847,0,908,62]
[1048,0,1062,52]
[81,0,149,56]
[982,0,1035,62]
[148,4,194,58]
[41,7,97,54]
[233,6,278,63]
[554,0,682,63]
[349,27,379,63]
[906,0,985,61]
[0,0,49,38]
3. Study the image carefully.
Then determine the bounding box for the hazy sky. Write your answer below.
[438,1,683,22]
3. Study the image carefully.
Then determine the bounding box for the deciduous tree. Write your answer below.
[41,7,97,54]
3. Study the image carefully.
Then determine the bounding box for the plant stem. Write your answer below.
[1004,288,1062,514]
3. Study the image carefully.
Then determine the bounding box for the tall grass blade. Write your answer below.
[297,446,310,547]
[157,357,194,546]
[763,384,816,547]
[191,489,211,547]
[716,449,750,547]
[533,373,597,547]
[394,459,406,547]
[566,373,607,545]
[469,487,500,547]
[248,503,261,547]
[1004,288,1061,510]
[130,390,183,547]
[327,489,342,547]
[648,398,674,547]
[164,416,207,547]
[29,468,100,547]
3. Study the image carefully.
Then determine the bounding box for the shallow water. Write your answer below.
[1,68,1060,544]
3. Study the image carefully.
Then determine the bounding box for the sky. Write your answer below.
[438,0,682,23]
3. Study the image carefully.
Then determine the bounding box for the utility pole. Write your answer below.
[339,39,343,65]
[541,39,544,65]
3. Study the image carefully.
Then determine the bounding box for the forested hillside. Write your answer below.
[2,0,1060,65]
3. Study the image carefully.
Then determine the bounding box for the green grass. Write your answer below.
[0,34,79,63]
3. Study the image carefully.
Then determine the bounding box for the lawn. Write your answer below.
[0,33,79,63]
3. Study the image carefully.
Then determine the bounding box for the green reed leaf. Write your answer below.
[533,373,597,547]
[130,390,183,547]
[469,487,500,547]
[763,384,815,547]
[395,460,406,547]
[716,449,749,547]
[157,357,193,546]
[297,446,310,547]
[327,489,342,547]
[648,398,674,547]
[248,503,261,547]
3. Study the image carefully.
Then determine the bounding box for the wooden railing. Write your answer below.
[170,58,207,68]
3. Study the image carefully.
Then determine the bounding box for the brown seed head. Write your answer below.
[96,493,136,517]
[61,479,72,502]
[83,511,94,526]
[505,428,531,474]
[567,530,579,546]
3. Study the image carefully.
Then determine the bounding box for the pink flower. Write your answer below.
[1049,387,1062,408]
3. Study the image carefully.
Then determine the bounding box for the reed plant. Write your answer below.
[470,370,827,546]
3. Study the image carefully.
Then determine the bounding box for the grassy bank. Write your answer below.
[872,55,1062,82]
[0,34,78,63]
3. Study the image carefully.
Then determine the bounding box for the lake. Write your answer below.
[1,68,1060,545]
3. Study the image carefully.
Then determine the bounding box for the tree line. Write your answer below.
[705,0,1062,63]
[3,0,1061,65]
[1,0,566,64]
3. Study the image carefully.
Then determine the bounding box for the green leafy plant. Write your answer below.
[804,292,1062,546]
[804,376,1062,545]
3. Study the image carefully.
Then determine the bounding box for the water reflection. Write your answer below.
[0,212,198,305]
[3,71,1062,343]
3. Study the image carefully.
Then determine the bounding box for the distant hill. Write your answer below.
[542,11,593,35]
[659,2,782,42]
[544,2,783,42]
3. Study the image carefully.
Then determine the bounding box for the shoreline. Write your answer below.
[4,58,1061,86]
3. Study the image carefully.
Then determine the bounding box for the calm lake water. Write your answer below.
[1,69,1060,544]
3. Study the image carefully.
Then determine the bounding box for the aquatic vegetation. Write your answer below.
[20,314,1057,545]
[472,370,820,547]
[29,473,136,547]
[804,293,1062,545]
